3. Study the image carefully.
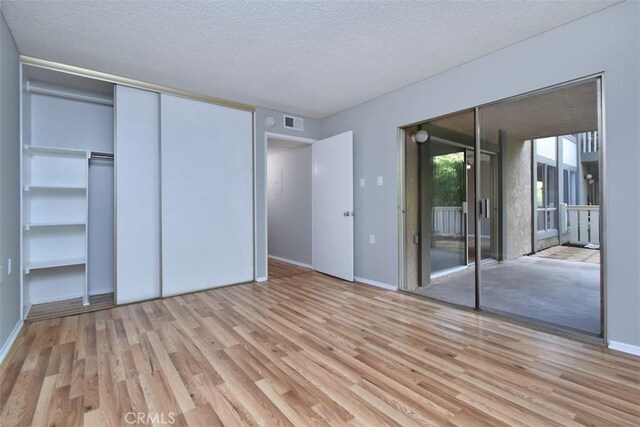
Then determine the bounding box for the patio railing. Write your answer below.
[433,204,600,246]
[580,131,599,153]
[561,204,600,246]
[432,206,463,237]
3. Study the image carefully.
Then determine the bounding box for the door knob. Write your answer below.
[343,211,354,217]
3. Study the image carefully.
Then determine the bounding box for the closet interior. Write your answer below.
[21,65,115,319]
[19,60,254,321]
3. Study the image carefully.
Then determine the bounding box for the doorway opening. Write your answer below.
[263,130,355,282]
[266,134,314,278]
[400,76,603,337]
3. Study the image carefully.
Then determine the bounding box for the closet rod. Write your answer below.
[26,81,114,106]
[90,151,114,160]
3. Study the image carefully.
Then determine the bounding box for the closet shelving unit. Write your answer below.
[22,144,91,305]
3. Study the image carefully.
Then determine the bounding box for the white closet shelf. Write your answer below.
[24,222,86,230]
[24,258,86,273]
[24,145,89,157]
[24,185,87,192]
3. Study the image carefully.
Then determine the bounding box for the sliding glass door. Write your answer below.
[404,110,476,307]
[403,77,603,337]
[477,78,602,335]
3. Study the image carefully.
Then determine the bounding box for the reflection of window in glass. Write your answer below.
[562,137,578,167]
[537,213,545,231]
[536,162,558,232]
[546,166,557,208]
[563,169,577,205]
[537,164,544,208]
[547,209,557,230]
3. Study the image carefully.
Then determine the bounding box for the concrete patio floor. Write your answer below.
[413,251,601,335]
[533,245,600,264]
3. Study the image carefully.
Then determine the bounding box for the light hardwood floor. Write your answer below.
[267,257,312,280]
[1,263,639,426]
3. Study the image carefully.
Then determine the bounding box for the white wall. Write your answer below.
[267,144,312,265]
[0,11,21,357]
[255,107,320,279]
[320,1,640,347]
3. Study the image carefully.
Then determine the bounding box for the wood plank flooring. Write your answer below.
[1,263,639,426]
[27,293,116,322]
[268,257,312,279]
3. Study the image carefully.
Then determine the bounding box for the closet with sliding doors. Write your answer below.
[20,60,254,320]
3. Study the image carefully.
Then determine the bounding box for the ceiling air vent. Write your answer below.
[283,115,304,131]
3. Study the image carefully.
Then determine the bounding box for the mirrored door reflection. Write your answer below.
[404,110,476,308]
[478,78,602,335]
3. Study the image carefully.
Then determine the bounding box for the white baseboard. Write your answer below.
[609,341,640,356]
[355,276,397,291]
[23,302,32,320]
[255,276,267,282]
[268,255,312,269]
[0,319,24,365]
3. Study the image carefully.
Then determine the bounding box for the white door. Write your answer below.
[160,94,253,297]
[115,86,160,304]
[312,131,354,281]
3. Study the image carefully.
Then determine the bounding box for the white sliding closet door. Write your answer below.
[160,94,253,297]
[115,86,161,304]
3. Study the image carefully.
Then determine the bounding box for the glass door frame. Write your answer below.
[397,73,606,340]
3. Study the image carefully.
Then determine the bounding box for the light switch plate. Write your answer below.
[369,234,375,244]
[359,178,365,188]
[7,258,11,276]
[377,176,383,186]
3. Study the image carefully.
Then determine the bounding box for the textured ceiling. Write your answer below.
[1,0,618,119]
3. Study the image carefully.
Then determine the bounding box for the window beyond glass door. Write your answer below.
[537,162,558,232]
[428,145,467,274]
